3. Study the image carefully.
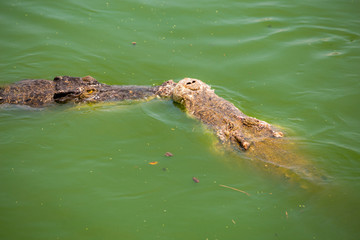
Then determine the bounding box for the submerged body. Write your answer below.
[172,78,325,184]
[0,76,176,107]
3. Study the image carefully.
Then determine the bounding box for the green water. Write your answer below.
[1,0,360,239]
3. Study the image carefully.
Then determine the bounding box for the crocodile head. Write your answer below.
[53,75,101,103]
[172,78,213,106]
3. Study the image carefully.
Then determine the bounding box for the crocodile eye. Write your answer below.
[87,89,94,94]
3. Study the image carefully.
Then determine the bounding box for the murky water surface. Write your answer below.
[1,0,359,239]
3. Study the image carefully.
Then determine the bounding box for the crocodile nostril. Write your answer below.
[192,80,195,83]
[186,81,192,85]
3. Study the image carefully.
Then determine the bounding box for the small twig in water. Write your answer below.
[219,184,250,196]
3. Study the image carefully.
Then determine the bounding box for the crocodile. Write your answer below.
[172,78,326,185]
[0,75,176,107]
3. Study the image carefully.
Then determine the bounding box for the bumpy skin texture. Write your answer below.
[0,79,56,106]
[53,76,176,104]
[172,78,284,147]
[0,76,176,107]
[173,78,324,183]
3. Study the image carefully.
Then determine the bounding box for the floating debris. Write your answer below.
[132,42,136,45]
[149,161,158,165]
[219,184,250,196]
[192,177,200,183]
[164,152,173,157]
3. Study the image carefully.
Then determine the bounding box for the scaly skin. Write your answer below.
[0,76,176,107]
[0,79,56,106]
[172,78,326,184]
